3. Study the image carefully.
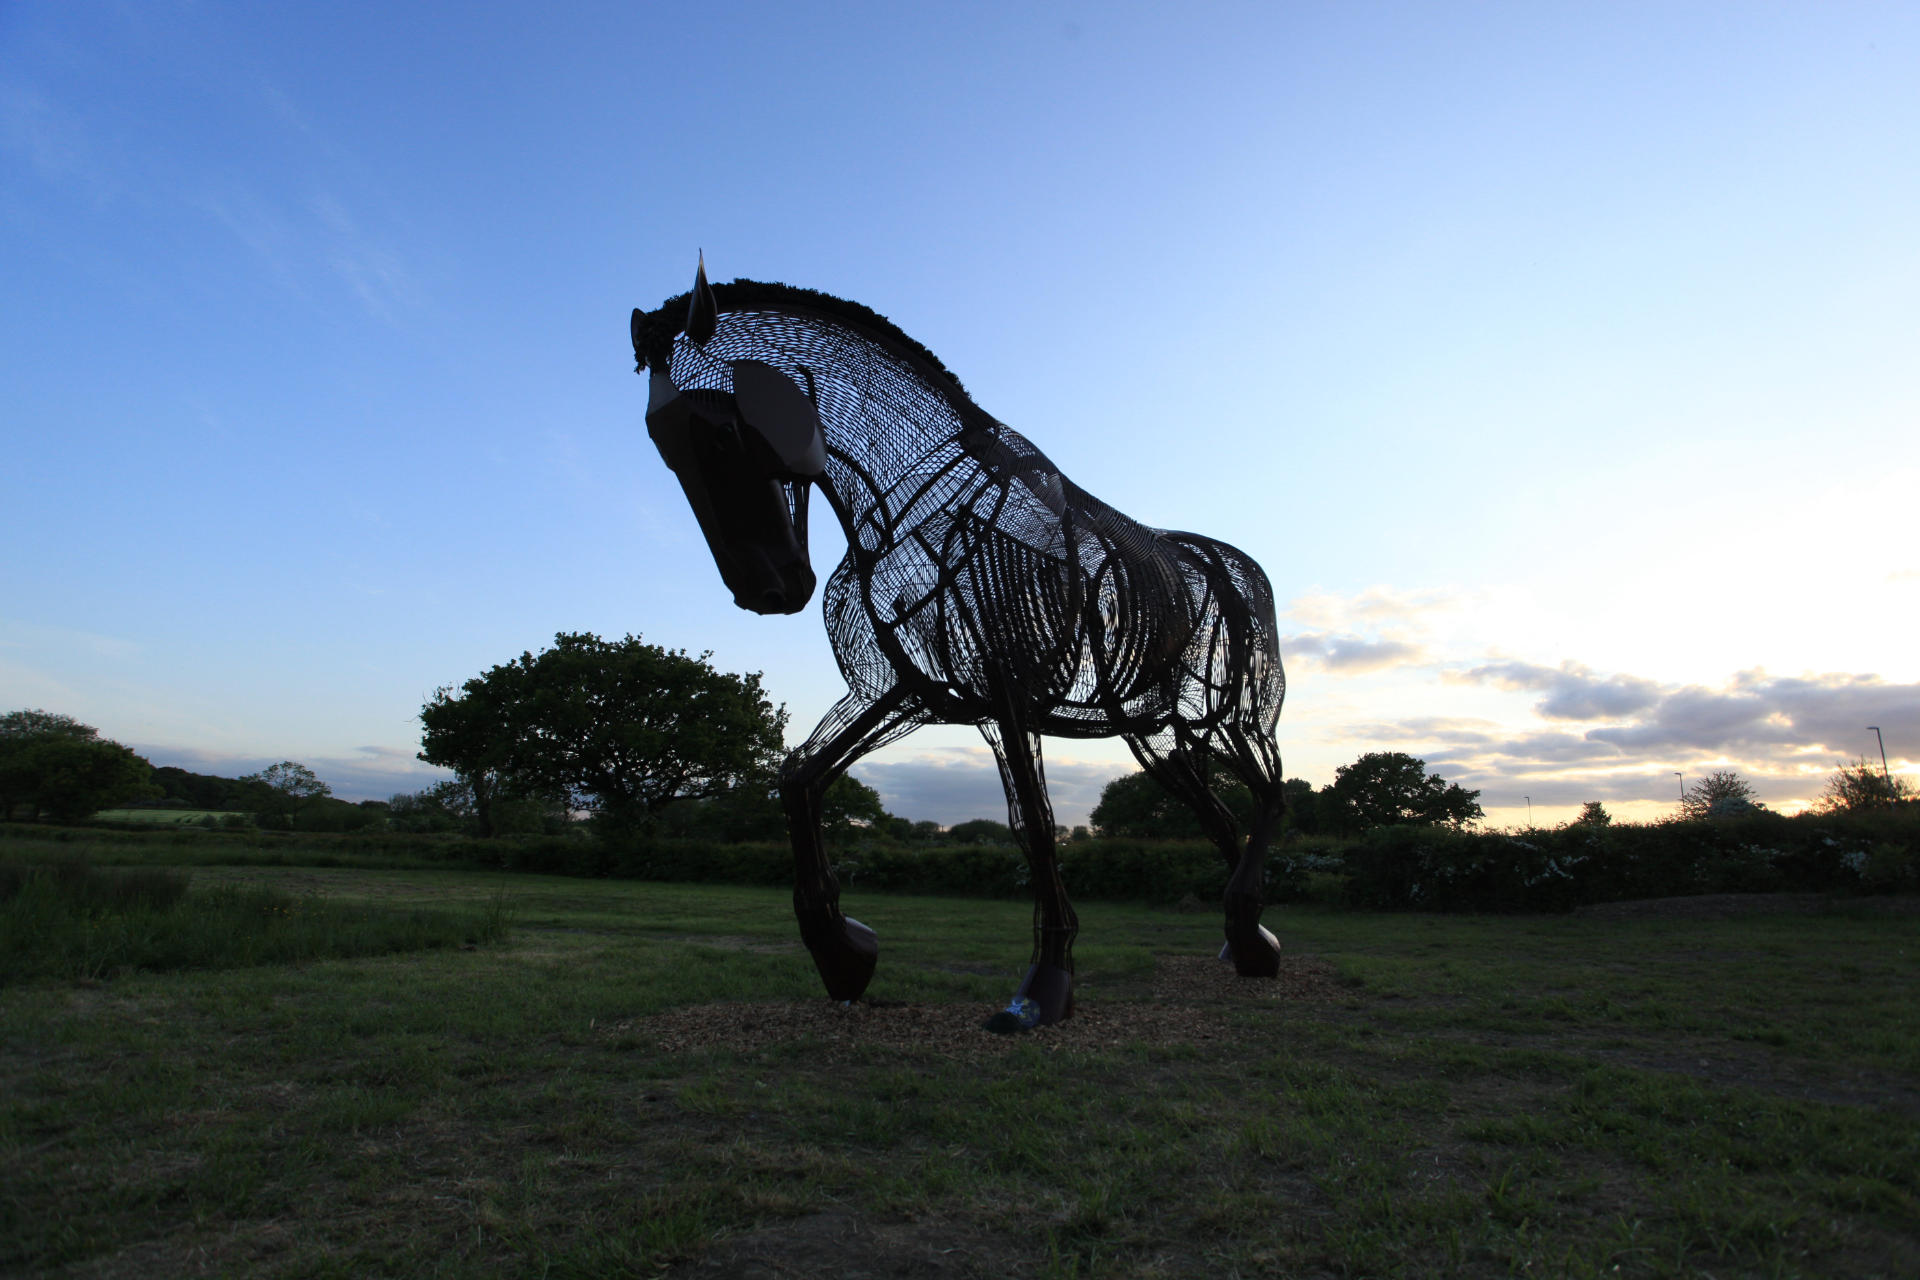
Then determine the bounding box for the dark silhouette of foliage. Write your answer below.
[0,709,99,741]
[420,632,787,836]
[0,710,154,822]
[1819,757,1916,812]
[946,818,1014,845]
[1090,770,1257,839]
[1282,777,1322,834]
[1323,752,1482,834]
[1572,801,1613,827]
[1679,770,1766,821]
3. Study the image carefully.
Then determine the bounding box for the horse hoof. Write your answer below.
[998,962,1073,1028]
[1223,923,1282,978]
[797,908,877,1002]
[982,1008,1029,1035]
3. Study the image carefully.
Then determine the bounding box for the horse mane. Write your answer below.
[632,278,970,401]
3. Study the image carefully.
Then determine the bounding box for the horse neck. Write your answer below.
[816,433,948,554]
[816,408,996,554]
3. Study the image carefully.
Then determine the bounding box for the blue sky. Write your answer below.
[4,1,1916,828]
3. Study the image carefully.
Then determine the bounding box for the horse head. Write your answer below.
[635,259,826,616]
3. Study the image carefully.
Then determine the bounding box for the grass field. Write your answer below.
[2,851,1916,1278]
[89,809,249,827]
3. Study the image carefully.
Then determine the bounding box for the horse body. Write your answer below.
[635,271,1286,1028]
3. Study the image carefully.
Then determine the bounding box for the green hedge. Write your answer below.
[1338,809,1918,911]
[14,806,1916,912]
[434,833,1310,906]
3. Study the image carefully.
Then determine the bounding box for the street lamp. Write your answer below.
[1675,772,1685,802]
[1525,794,1532,827]
[1868,726,1891,785]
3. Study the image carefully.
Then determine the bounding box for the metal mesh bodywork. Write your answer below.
[634,277,1290,1015]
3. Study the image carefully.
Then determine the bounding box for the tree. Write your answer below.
[822,774,887,836]
[153,766,244,811]
[420,632,788,836]
[240,761,332,802]
[0,709,99,741]
[389,781,475,833]
[1282,777,1321,835]
[1679,770,1766,821]
[1322,752,1482,833]
[1572,801,1613,827]
[0,710,154,822]
[947,818,1013,844]
[1088,769,1256,839]
[235,761,332,829]
[1818,757,1916,813]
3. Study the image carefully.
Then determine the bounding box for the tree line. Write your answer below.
[4,630,1911,837]
[1088,751,1484,840]
[0,710,389,832]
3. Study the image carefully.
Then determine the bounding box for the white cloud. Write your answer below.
[1460,659,1663,720]
[849,742,1126,829]
[1283,631,1427,673]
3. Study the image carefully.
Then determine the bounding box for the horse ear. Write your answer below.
[630,308,647,371]
[685,252,718,345]
[733,359,826,477]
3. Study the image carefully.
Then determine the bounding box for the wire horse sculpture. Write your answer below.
[633,261,1287,1030]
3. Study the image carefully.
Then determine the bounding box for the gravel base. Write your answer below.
[618,954,1345,1061]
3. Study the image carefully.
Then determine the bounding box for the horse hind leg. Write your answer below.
[1218,723,1285,978]
[1128,728,1281,977]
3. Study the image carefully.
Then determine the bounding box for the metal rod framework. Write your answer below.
[634,272,1292,1025]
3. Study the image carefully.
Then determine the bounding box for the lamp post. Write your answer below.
[1675,772,1685,803]
[1525,795,1532,827]
[1868,726,1891,786]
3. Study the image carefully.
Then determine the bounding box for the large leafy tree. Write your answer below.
[1818,757,1916,812]
[0,709,154,821]
[1323,752,1482,833]
[235,761,334,830]
[1679,770,1766,821]
[1572,801,1613,827]
[239,761,331,803]
[0,709,99,741]
[420,632,788,835]
[1088,770,1256,839]
[660,771,886,843]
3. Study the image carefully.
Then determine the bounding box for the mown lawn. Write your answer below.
[2,857,1915,1278]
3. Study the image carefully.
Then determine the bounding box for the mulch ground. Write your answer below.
[615,954,1345,1060]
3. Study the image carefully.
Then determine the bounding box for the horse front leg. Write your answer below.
[781,686,923,1002]
[979,710,1078,1032]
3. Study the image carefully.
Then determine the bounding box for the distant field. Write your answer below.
[3,836,1916,1278]
[89,808,248,826]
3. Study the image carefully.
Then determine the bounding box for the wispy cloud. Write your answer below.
[1459,659,1662,720]
[1278,585,1451,675]
[0,618,142,662]
[1283,586,1460,631]
[1354,664,1920,814]
[1283,631,1427,673]
[311,191,418,322]
[0,81,106,193]
[850,745,1124,829]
